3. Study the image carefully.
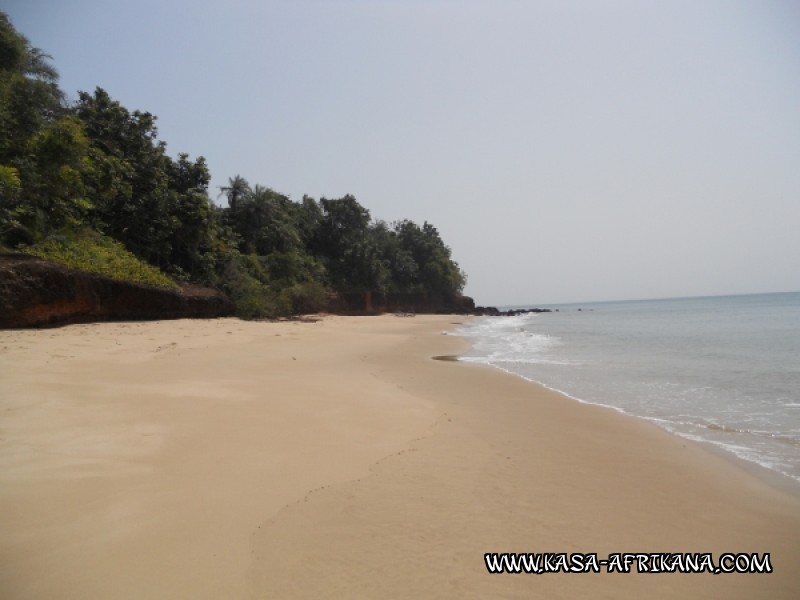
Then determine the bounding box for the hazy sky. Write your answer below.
[6,0,799,305]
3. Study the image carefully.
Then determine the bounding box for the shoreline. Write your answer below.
[452,350,800,499]
[2,315,798,598]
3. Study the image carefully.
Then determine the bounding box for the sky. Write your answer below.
[5,0,799,305]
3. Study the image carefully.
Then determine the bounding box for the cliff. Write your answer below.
[0,254,235,328]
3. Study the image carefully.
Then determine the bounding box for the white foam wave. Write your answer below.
[458,356,579,366]
[454,313,800,487]
[670,431,800,483]
[456,316,562,365]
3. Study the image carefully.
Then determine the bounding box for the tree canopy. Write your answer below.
[0,13,466,317]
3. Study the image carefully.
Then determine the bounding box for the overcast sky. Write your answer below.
[6,0,799,305]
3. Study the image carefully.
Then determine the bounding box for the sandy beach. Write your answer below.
[1,315,798,599]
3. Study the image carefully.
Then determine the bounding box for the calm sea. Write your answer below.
[456,292,800,486]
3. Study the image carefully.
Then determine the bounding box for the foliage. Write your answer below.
[76,88,204,273]
[0,13,80,245]
[0,12,468,318]
[393,219,466,298]
[310,195,385,291]
[279,281,329,314]
[218,174,249,213]
[216,251,289,319]
[25,232,179,290]
[0,13,63,166]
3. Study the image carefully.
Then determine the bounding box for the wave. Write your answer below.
[454,314,564,365]
[458,356,581,367]
[455,313,800,488]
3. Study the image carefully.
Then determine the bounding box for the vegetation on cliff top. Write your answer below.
[25,233,180,291]
[0,13,466,317]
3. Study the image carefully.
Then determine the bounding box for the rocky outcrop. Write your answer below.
[0,254,235,328]
[473,306,552,316]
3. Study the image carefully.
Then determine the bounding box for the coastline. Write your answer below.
[456,353,800,499]
[1,316,798,598]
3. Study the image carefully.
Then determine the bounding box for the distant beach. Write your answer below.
[1,316,798,598]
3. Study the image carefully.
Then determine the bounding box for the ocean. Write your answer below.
[456,292,800,487]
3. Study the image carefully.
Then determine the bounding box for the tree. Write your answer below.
[0,13,63,166]
[0,12,470,317]
[218,174,250,213]
[370,219,418,292]
[310,194,387,291]
[28,115,90,229]
[393,219,465,299]
[165,153,215,279]
[293,194,322,246]
[232,184,300,256]
[75,87,173,265]
[0,12,78,245]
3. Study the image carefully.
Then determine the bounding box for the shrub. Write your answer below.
[280,281,329,314]
[24,231,179,290]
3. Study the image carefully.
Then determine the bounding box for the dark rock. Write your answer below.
[472,305,551,317]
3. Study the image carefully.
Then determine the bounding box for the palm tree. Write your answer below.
[218,175,250,212]
[24,47,59,83]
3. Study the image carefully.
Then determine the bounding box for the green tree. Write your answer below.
[293,194,323,246]
[393,219,465,299]
[76,87,174,265]
[310,194,387,291]
[0,12,85,245]
[233,184,295,255]
[0,13,63,167]
[370,219,418,292]
[0,13,470,317]
[218,174,250,213]
[27,115,90,229]
[165,153,215,279]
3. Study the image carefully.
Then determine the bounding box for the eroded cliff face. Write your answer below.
[0,254,234,328]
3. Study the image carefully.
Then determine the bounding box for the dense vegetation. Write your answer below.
[0,13,466,317]
[25,233,180,291]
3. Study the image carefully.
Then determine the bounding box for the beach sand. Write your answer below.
[1,315,798,598]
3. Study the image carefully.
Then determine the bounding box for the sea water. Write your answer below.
[456,292,800,486]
